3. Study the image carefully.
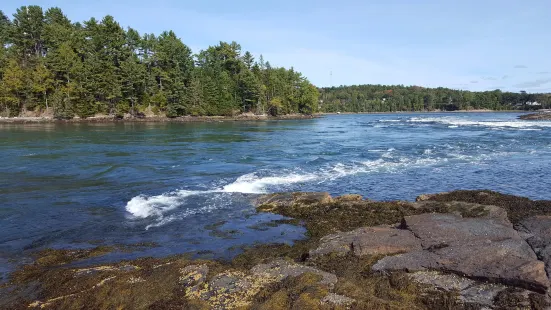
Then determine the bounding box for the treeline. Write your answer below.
[0,6,319,119]
[320,85,551,113]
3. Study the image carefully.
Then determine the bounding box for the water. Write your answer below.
[1,112,551,277]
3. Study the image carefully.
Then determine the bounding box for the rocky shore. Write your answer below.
[519,113,551,120]
[2,190,551,309]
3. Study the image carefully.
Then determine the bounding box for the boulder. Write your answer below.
[402,213,518,249]
[310,225,421,257]
[255,192,332,211]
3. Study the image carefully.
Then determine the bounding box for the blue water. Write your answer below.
[1,112,551,278]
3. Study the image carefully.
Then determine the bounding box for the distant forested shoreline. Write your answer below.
[0,6,319,119]
[319,85,551,113]
[1,6,549,120]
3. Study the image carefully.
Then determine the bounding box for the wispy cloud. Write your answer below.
[470,80,479,84]
[502,75,510,79]
[537,71,550,75]
[481,77,497,81]
[514,65,528,69]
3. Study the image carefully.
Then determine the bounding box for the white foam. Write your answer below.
[126,190,206,218]
[125,144,515,229]
[222,172,318,194]
[408,117,551,129]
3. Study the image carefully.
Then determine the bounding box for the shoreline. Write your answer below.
[0,110,534,124]
[0,114,319,124]
[3,190,551,309]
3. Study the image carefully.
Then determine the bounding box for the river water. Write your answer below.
[1,112,551,278]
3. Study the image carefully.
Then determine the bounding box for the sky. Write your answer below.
[3,0,551,92]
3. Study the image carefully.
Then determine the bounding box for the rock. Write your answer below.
[179,264,209,288]
[334,194,363,202]
[412,201,510,223]
[251,259,338,288]
[409,271,508,308]
[186,259,338,309]
[372,250,441,272]
[416,194,437,202]
[519,216,551,276]
[460,284,507,307]
[310,225,421,257]
[256,192,332,211]
[403,213,518,249]
[321,293,355,306]
[373,238,548,293]
[519,112,551,120]
[409,271,475,291]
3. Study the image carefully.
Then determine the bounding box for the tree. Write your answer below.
[0,58,24,115]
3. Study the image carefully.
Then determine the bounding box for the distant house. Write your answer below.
[526,101,541,106]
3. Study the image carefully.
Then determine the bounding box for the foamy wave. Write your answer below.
[408,117,551,128]
[126,190,206,218]
[222,173,317,194]
[125,146,503,229]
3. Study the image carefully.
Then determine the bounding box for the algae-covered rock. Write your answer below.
[333,194,364,202]
[251,259,337,288]
[321,293,355,306]
[256,192,332,212]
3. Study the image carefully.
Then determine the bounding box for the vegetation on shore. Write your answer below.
[319,84,551,113]
[0,6,319,120]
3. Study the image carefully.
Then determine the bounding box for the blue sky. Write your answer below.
[4,0,551,92]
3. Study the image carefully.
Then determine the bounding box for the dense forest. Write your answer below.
[319,85,551,113]
[0,6,319,119]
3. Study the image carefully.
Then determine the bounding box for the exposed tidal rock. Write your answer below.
[409,271,508,308]
[255,192,332,211]
[310,225,421,257]
[251,258,338,288]
[402,213,518,249]
[373,212,549,293]
[333,194,364,202]
[184,259,338,309]
[411,200,510,223]
[321,293,356,307]
[519,215,551,277]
